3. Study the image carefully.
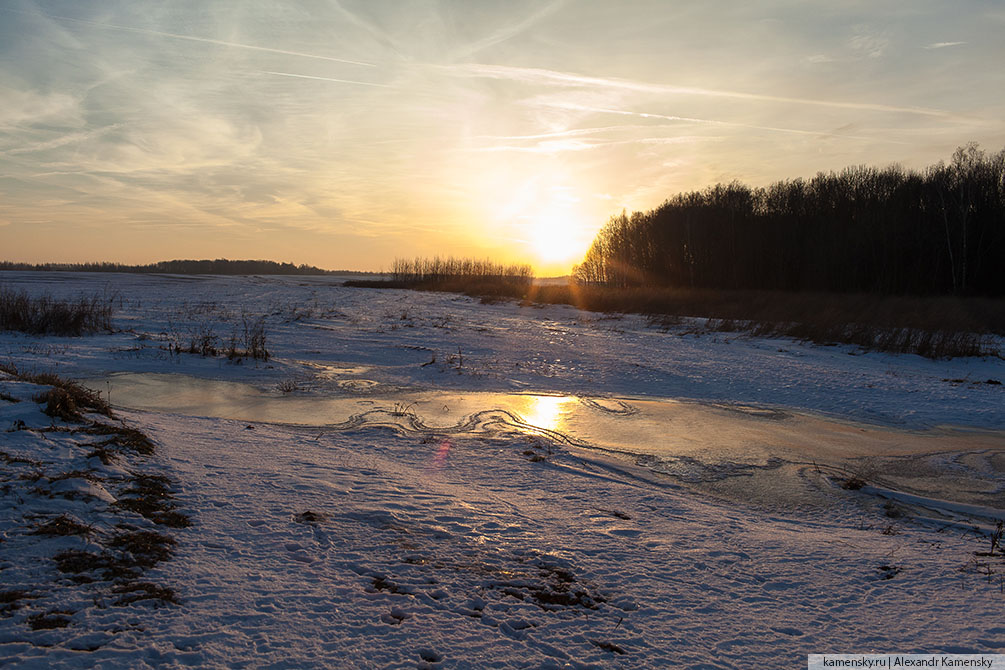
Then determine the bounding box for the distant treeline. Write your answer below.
[0,259,372,276]
[390,257,533,284]
[574,144,1005,296]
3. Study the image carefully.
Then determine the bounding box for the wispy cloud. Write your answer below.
[449,0,571,59]
[848,28,889,59]
[924,41,966,50]
[259,71,392,88]
[445,63,953,117]
[533,102,903,143]
[469,135,708,154]
[1,7,375,67]
[328,0,409,61]
[0,87,82,129]
[2,128,112,156]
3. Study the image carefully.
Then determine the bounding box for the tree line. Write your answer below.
[390,257,533,284]
[0,259,341,275]
[573,144,1005,296]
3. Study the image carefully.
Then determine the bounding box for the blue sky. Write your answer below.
[1,0,1003,273]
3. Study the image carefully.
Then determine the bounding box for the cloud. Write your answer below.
[848,28,889,59]
[924,41,967,50]
[0,87,82,129]
[1,7,375,67]
[328,0,409,61]
[4,128,113,156]
[472,136,711,154]
[449,0,572,59]
[530,102,904,143]
[444,63,952,117]
[258,71,391,88]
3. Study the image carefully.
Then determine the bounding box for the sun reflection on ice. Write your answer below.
[519,395,574,432]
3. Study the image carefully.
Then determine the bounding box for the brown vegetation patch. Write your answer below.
[0,363,112,419]
[114,477,191,528]
[31,514,93,537]
[355,281,1004,359]
[295,510,326,524]
[0,287,113,336]
[0,590,35,614]
[53,550,138,581]
[27,611,73,630]
[112,582,179,606]
[76,422,155,454]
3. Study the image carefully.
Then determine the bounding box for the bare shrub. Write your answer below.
[242,315,269,361]
[225,315,269,362]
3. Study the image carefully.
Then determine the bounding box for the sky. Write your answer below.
[1,1,1004,275]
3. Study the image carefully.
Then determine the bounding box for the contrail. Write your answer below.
[260,71,390,88]
[543,102,907,143]
[449,63,952,118]
[450,0,572,59]
[3,7,375,67]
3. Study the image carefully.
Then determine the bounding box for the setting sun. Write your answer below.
[527,210,592,274]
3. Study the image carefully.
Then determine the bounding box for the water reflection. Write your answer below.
[517,395,573,432]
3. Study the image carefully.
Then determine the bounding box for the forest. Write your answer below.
[573,144,1005,296]
[0,259,338,275]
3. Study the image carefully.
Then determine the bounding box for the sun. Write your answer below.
[469,164,598,275]
[526,210,591,275]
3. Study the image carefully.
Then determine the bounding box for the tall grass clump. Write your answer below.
[0,287,114,336]
[527,284,1003,359]
[225,315,270,361]
[0,362,112,418]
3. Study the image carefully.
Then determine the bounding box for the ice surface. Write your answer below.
[87,372,1005,510]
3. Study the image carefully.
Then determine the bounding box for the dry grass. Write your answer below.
[0,362,112,419]
[31,514,93,537]
[0,287,113,336]
[0,589,35,613]
[112,581,179,606]
[114,473,191,528]
[76,422,155,455]
[26,611,72,630]
[108,530,176,569]
[53,550,138,581]
[355,281,1004,359]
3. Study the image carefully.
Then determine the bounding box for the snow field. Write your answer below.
[0,272,1003,668]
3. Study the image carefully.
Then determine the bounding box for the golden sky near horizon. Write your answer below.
[1,1,1004,275]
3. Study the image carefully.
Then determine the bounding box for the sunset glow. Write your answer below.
[1,1,1003,272]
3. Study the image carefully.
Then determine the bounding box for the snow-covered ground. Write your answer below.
[1,272,1003,668]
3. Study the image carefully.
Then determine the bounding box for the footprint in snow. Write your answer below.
[771,626,804,637]
[284,542,314,563]
[417,648,442,663]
